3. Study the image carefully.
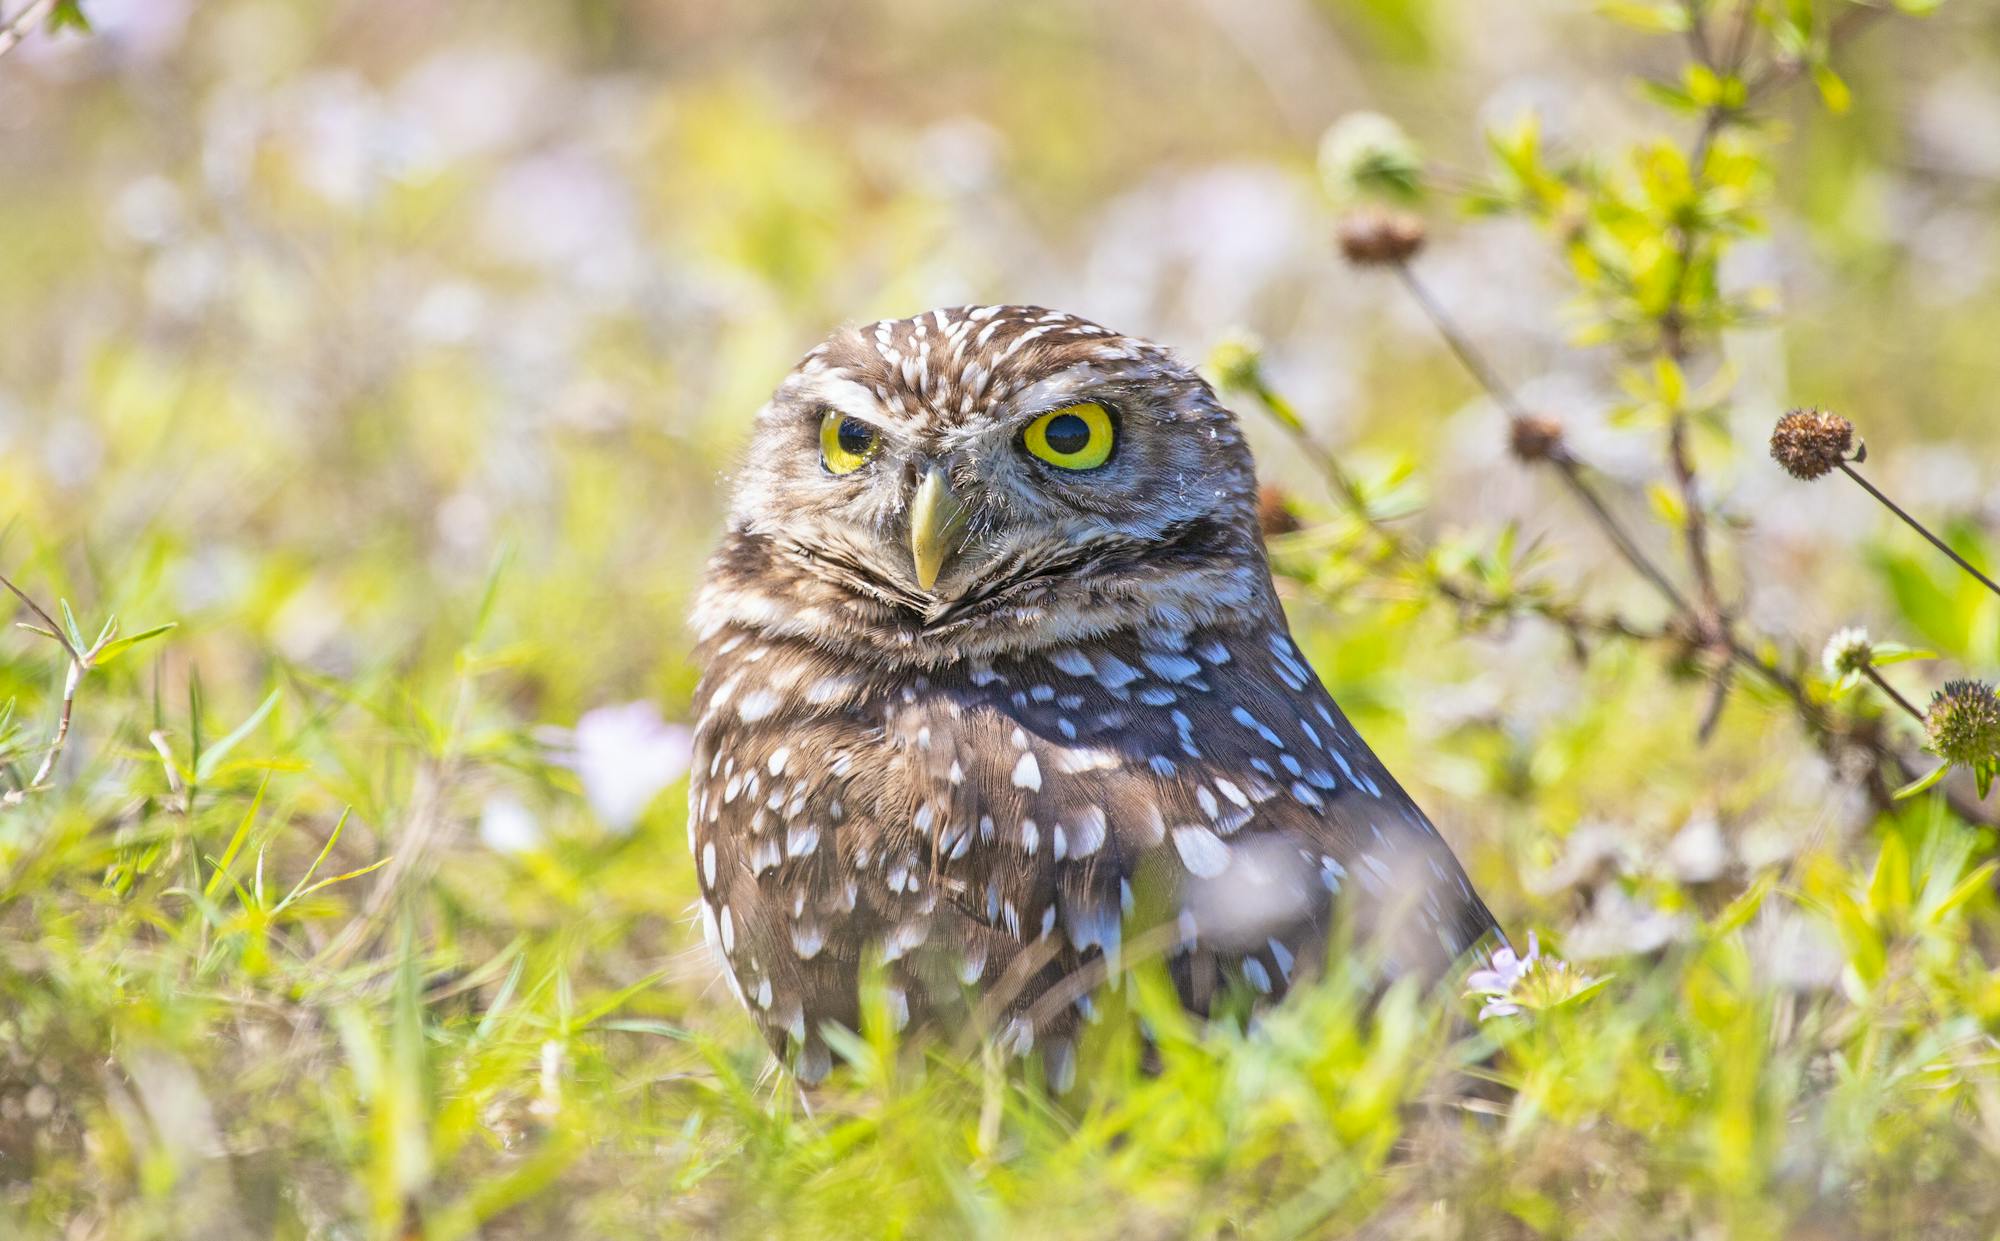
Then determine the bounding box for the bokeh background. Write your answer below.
[4,0,2000,1236]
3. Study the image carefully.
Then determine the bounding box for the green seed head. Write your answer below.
[1925,679,2000,767]
[1206,334,1265,394]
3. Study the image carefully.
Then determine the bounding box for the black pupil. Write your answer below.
[835,418,874,456]
[1043,413,1092,456]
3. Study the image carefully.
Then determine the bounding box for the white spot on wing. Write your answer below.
[1172,825,1231,878]
[1050,649,1093,677]
[1092,653,1143,689]
[1067,806,1107,857]
[736,689,780,722]
[1140,652,1202,683]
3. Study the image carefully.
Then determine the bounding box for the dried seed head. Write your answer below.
[1769,408,1857,481]
[1256,484,1303,538]
[1924,679,2000,767]
[1508,414,1566,464]
[1821,627,1873,678]
[1336,208,1426,267]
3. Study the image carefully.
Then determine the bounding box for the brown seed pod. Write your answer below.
[1769,408,1859,481]
[1335,208,1427,267]
[1508,414,1567,464]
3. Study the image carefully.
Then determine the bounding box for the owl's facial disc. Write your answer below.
[714,308,1271,655]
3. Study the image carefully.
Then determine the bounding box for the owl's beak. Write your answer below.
[909,465,970,592]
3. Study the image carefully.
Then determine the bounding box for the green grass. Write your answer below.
[1,553,1997,1238]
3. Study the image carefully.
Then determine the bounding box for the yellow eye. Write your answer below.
[819,409,880,475]
[1022,401,1115,471]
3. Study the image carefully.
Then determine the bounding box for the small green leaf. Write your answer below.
[275,806,352,912]
[1713,871,1776,936]
[57,599,85,652]
[286,857,392,903]
[1648,481,1688,527]
[1868,644,1938,667]
[1893,763,1950,800]
[195,688,281,782]
[1867,832,1912,921]
[1596,0,1689,32]
[1811,63,1852,115]
[188,664,205,776]
[47,0,91,33]
[474,953,528,1043]
[1927,860,1997,926]
[203,775,268,901]
[92,622,178,666]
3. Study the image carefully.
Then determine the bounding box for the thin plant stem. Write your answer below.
[1862,665,1925,724]
[1392,265,1528,418]
[0,0,57,59]
[0,655,81,807]
[1549,457,1695,618]
[1,568,85,666]
[1838,462,2000,601]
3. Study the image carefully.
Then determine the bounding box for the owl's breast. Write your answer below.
[686,618,1497,1081]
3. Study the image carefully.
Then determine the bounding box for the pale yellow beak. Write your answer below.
[909,465,970,592]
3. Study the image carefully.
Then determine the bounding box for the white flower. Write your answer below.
[479,794,543,854]
[1822,627,1872,679]
[560,702,693,831]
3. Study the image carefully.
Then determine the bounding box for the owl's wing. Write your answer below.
[892,620,1500,1019]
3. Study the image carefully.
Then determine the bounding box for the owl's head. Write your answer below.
[704,306,1274,664]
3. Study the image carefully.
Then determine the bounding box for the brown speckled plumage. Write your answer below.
[689,305,1499,1086]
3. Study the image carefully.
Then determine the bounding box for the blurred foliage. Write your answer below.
[3,0,2000,1237]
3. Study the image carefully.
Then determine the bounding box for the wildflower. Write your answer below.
[1464,930,1606,1021]
[1464,932,1539,1020]
[1821,627,1872,679]
[1335,208,1426,266]
[1507,414,1566,464]
[1318,111,1423,203]
[1769,408,1858,481]
[555,701,694,830]
[1924,680,2000,768]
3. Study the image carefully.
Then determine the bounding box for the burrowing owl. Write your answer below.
[690,306,1499,1086]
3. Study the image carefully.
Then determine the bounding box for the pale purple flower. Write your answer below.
[1464,931,1539,1021]
[560,702,693,831]
[1464,930,1606,1022]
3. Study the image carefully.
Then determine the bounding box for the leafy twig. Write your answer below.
[1391,262,1696,620]
[1,567,176,808]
